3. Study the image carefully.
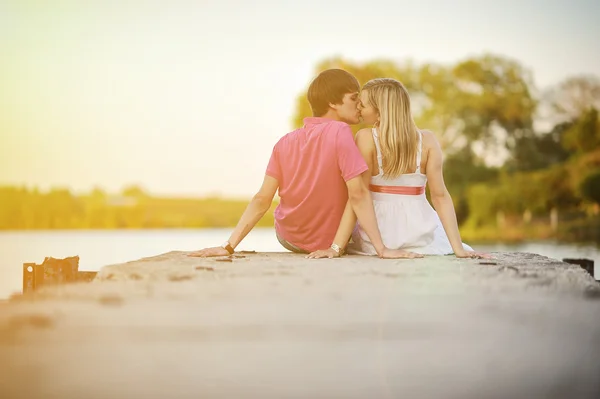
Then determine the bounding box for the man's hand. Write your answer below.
[187,247,230,258]
[379,248,424,259]
[306,248,340,259]
[454,249,492,259]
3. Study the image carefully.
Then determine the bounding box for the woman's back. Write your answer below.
[348,127,471,255]
[369,127,427,187]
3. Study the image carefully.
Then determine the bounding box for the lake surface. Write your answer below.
[1,228,598,299]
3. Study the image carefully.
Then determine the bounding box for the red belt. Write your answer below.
[369,184,425,195]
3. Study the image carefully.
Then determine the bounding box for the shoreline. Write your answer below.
[1,224,598,243]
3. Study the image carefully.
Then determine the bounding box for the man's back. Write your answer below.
[266,117,367,252]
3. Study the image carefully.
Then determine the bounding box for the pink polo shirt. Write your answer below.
[266,117,368,252]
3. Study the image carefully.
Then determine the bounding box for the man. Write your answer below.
[189,69,418,259]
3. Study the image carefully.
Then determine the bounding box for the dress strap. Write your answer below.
[372,128,384,175]
[415,130,423,174]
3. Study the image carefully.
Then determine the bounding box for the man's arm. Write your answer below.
[331,127,386,255]
[188,175,278,257]
[228,175,278,248]
[310,129,374,256]
[309,174,421,259]
[345,175,385,256]
[308,125,422,259]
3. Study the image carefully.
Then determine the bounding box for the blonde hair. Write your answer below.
[362,78,419,178]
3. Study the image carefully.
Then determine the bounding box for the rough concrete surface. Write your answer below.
[1,251,599,399]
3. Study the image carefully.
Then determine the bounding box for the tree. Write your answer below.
[548,75,600,123]
[580,170,600,205]
[413,63,466,154]
[506,122,571,172]
[292,54,538,166]
[450,54,537,155]
[122,185,148,198]
[442,146,499,223]
[291,57,419,130]
[561,107,600,154]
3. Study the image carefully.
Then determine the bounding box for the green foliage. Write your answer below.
[290,55,599,241]
[3,56,600,241]
[464,154,592,229]
[451,54,536,147]
[291,57,420,132]
[549,75,600,121]
[121,185,148,198]
[505,122,571,172]
[293,54,537,163]
[442,147,499,224]
[557,216,600,243]
[580,169,600,205]
[561,108,600,153]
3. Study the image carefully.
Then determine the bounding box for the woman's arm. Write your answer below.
[188,175,278,257]
[425,132,488,258]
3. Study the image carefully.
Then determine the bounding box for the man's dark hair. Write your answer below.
[307,69,360,117]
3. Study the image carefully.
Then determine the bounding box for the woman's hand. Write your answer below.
[307,247,425,259]
[379,248,424,259]
[187,247,230,257]
[454,249,492,259]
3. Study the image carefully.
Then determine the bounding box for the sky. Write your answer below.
[1,0,599,198]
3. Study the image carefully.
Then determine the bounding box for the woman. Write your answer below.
[309,78,488,259]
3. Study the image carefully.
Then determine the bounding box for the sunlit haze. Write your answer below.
[1,0,599,197]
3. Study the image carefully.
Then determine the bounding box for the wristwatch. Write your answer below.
[221,241,234,255]
[330,243,344,256]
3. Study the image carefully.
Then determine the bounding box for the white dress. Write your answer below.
[348,128,473,255]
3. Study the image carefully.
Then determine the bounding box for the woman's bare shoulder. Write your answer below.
[355,128,375,147]
[419,129,441,150]
[356,127,373,138]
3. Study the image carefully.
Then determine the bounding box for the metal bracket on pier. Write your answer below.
[563,258,596,281]
[22,256,97,293]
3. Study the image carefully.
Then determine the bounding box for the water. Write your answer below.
[1,228,598,299]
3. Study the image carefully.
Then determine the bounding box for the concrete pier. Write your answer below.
[1,251,599,398]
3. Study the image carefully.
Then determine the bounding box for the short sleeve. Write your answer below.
[265,143,281,181]
[336,125,368,181]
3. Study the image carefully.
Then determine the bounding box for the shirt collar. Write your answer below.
[303,117,337,127]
